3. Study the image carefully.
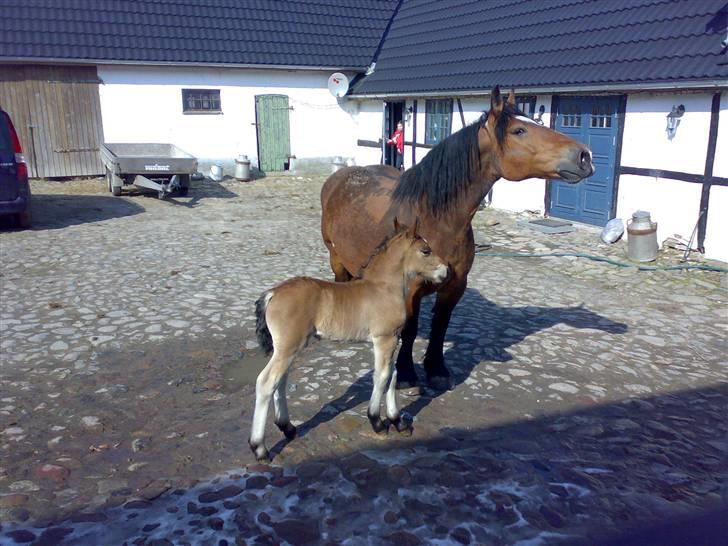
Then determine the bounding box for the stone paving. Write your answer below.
[0,175,726,545]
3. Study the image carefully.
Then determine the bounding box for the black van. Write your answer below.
[0,108,31,228]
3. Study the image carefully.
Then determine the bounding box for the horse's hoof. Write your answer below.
[277,422,297,441]
[426,374,452,392]
[248,439,270,462]
[396,375,421,396]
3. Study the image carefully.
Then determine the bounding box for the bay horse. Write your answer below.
[321,86,594,391]
[249,220,448,462]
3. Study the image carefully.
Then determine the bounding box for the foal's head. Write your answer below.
[361,219,448,285]
[479,86,594,183]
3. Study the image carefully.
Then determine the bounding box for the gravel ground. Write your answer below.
[0,174,726,545]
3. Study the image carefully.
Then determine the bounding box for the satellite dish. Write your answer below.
[327,72,349,98]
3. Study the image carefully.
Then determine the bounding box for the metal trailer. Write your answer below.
[100,143,198,199]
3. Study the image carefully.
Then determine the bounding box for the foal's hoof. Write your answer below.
[248,439,271,463]
[391,414,414,436]
[277,422,297,441]
[367,413,390,435]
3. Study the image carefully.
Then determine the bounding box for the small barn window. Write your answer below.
[182,89,222,114]
[516,96,537,118]
[590,102,612,128]
[562,103,581,127]
[425,99,452,145]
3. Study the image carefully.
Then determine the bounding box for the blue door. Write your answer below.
[550,96,620,226]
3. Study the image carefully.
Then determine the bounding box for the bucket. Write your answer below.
[627,210,658,262]
[210,164,223,181]
[234,155,251,181]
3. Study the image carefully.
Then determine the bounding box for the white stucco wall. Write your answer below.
[616,91,726,261]
[98,65,359,172]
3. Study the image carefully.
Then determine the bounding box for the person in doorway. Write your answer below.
[387,121,405,171]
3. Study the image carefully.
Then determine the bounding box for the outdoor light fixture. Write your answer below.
[406,105,414,125]
[666,104,685,140]
[535,104,545,125]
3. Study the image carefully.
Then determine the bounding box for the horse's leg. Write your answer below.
[249,350,294,462]
[368,335,399,433]
[326,244,353,282]
[273,372,296,440]
[395,292,422,390]
[423,279,467,391]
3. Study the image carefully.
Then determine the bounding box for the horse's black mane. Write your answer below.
[392,103,525,215]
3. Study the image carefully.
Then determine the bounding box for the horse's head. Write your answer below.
[479,86,594,183]
[395,218,449,284]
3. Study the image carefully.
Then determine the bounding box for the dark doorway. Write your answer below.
[383,101,404,167]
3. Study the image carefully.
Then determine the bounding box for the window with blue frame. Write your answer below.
[425,99,452,145]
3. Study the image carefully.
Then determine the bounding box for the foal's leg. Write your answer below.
[368,335,399,433]
[386,366,414,435]
[249,350,295,462]
[273,372,296,440]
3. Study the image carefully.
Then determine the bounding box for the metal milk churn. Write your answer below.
[627,210,658,262]
[234,155,251,181]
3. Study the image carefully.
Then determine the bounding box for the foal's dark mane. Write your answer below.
[392,103,525,215]
[357,227,410,278]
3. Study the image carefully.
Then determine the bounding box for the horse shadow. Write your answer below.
[270,288,628,455]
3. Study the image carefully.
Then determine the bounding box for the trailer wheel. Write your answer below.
[178,174,190,196]
[106,168,122,196]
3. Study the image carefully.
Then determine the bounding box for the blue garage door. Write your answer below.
[550,96,620,226]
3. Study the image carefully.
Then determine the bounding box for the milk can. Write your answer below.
[234,155,251,181]
[627,210,658,262]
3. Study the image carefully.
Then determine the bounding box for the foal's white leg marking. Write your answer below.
[385,368,399,421]
[250,352,293,449]
[273,372,290,426]
[368,336,399,420]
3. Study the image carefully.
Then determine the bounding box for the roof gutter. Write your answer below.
[0,57,366,73]
[348,80,728,99]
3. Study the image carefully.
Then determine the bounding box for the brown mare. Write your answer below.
[249,221,448,461]
[321,87,594,391]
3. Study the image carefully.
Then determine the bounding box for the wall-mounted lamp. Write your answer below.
[405,105,414,125]
[535,104,545,125]
[666,104,685,140]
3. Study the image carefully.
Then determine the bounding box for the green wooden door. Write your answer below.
[255,95,291,172]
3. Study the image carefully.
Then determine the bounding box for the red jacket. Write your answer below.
[388,129,404,155]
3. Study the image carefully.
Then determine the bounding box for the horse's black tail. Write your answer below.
[255,291,274,356]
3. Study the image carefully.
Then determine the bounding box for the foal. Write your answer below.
[249,221,448,461]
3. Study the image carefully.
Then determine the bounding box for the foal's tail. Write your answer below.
[255,291,274,356]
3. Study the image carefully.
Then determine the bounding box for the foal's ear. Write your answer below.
[490,85,504,116]
[507,88,516,107]
[408,217,420,238]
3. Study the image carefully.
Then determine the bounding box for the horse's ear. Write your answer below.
[490,85,504,116]
[393,217,402,232]
[507,88,516,106]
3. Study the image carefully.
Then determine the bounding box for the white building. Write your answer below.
[1,0,726,260]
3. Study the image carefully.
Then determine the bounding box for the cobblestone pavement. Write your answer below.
[1,175,726,545]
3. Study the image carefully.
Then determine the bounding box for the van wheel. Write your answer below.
[16,210,31,229]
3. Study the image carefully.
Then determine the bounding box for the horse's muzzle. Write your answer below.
[558,146,594,182]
